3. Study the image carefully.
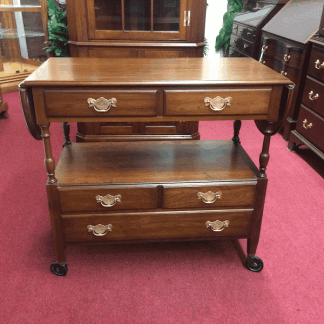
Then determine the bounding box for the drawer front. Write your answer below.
[164,89,271,116]
[235,37,254,57]
[280,65,300,84]
[262,54,283,73]
[59,186,158,213]
[62,210,253,242]
[261,36,304,68]
[237,25,255,43]
[296,106,324,152]
[308,45,324,82]
[302,77,324,118]
[163,184,256,209]
[228,46,248,58]
[44,90,158,117]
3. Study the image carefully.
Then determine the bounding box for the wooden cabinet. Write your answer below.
[0,0,47,92]
[19,57,293,275]
[288,35,324,159]
[66,0,206,142]
[259,0,323,141]
[228,0,287,60]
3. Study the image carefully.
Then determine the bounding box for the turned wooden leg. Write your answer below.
[232,120,242,144]
[62,122,72,147]
[258,134,271,178]
[40,125,67,274]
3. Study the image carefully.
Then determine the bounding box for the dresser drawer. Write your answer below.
[164,89,271,116]
[237,25,255,43]
[44,89,158,117]
[261,37,304,68]
[163,183,256,209]
[296,105,324,152]
[228,46,248,58]
[58,186,158,213]
[308,45,324,82]
[302,77,324,118]
[262,54,283,73]
[62,209,253,242]
[231,35,254,57]
[280,65,300,84]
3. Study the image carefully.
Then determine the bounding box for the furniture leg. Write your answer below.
[40,124,67,275]
[62,122,72,147]
[232,120,242,144]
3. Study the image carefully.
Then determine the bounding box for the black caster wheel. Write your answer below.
[50,261,68,276]
[246,256,263,272]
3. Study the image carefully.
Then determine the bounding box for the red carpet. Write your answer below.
[0,91,323,323]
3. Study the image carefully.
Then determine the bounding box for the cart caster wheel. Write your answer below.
[50,261,68,276]
[246,256,263,272]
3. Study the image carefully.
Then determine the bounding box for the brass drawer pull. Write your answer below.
[96,194,122,207]
[303,119,313,129]
[87,97,117,112]
[309,91,319,101]
[206,220,229,232]
[87,224,112,237]
[197,191,221,203]
[280,71,287,76]
[244,44,249,49]
[284,54,291,62]
[315,59,324,70]
[204,97,232,111]
[262,45,268,51]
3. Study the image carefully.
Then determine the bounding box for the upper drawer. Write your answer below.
[59,185,158,213]
[302,76,324,118]
[260,36,304,67]
[164,89,272,116]
[308,45,324,82]
[237,25,256,43]
[163,183,256,209]
[230,35,254,57]
[44,89,158,117]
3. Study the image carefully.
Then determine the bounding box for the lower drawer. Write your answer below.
[62,209,253,242]
[296,105,324,152]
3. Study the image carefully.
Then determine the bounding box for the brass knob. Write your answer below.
[315,59,324,70]
[262,45,268,51]
[284,54,291,62]
[197,191,221,204]
[87,97,117,112]
[204,97,232,111]
[96,194,122,207]
[206,220,229,232]
[262,61,266,64]
[303,119,313,129]
[244,44,249,48]
[87,224,112,237]
[309,91,319,101]
[281,71,287,76]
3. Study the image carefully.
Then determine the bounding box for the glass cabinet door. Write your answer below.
[87,0,187,40]
[0,0,46,82]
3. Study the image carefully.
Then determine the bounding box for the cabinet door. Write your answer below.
[87,0,187,40]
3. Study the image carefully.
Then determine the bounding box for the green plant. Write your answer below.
[46,0,70,57]
[215,0,243,51]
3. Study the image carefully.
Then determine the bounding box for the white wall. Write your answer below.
[204,0,228,58]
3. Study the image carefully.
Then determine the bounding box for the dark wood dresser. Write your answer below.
[228,0,287,59]
[259,0,324,141]
[66,0,207,142]
[288,35,324,159]
[19,57,293,276]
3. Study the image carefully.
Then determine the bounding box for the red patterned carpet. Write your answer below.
[0,91,323,324]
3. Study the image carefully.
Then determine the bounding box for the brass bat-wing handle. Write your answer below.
[206,220,229,232]
[87,224,112,237]
[197,191,221,204]
[96,194,122,207]
[204,96,232,111]
[88,97,117,112]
